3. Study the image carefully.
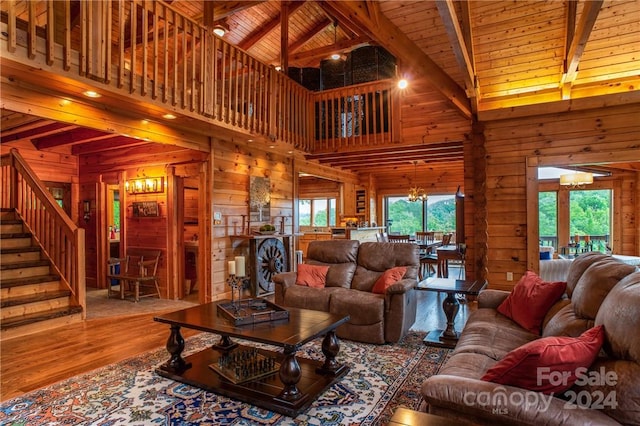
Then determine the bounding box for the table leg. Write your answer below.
[278,348,303,402]
[159,324,191,373]
[317,330,342,375]
[441,290,460,340]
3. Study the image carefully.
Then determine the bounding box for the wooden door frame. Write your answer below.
[526,148,640,273]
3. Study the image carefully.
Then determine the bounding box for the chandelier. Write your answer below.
[408,161,427,202]
[559,171,593,188]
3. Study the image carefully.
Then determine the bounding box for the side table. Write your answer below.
[416,277,487,348]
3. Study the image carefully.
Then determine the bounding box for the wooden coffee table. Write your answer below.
[417,277,487,348]
[154,301,350,417]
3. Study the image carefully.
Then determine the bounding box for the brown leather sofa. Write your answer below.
[273,239,419,344]
[421,252,640,425]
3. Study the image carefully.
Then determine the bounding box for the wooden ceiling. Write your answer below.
[2,0,639,176]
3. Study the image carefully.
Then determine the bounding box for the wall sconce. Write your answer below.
[83,200,91,222]
[125,176,164,194]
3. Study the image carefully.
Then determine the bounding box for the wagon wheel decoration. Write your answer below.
[256,238,288,293]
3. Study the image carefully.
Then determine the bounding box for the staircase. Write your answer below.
[1,209,83,340]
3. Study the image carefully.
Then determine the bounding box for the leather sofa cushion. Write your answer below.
[329,291,384,325]
[284,286,345,311]
[571,255,636,320]
[351,242,419,292]
[306,239,360,288]
[454,308,539,360]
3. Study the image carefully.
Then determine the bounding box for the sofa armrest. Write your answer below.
[477,289,510,309]
[386,278,415,294]
[272,271,297,305]
[422,375,621,426]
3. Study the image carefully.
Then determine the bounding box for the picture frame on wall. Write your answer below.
[132,201,159,217]
[250,176,271,222]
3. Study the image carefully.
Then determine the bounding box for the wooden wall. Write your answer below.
[211,139,295,300]
[482,103,640,291]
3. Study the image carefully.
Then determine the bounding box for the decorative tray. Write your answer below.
[216,298,289,326]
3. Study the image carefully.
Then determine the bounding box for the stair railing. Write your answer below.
[0,148,86,317]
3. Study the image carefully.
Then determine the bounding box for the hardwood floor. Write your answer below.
[0,289,475,402]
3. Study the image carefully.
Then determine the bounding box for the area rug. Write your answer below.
[0,331,449,425]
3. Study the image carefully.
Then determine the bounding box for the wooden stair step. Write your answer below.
[1,305,83,330]
[1,289,72,308]
[0,232,32,239]
[0,274,61,288]
[0,246,41,254]
[0,259,50,270]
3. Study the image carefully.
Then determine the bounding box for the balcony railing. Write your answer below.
[0,0,397,154]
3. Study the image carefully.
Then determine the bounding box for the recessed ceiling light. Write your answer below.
[397,79,408,89]
[269,145,276,149]
[162,113,176,120]
[275,66,282,72]
[331,53,341,60]
[247,139,254,142]
[83,90,101,98]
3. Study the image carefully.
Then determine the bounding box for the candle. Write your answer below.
[235,256,246,277]
[228,260,236,276]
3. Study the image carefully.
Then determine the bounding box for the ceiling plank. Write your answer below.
[238,1,305,51]
[192,1,266,22]
[320,0,472,119]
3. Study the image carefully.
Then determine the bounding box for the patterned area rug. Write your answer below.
[0,331,449,425]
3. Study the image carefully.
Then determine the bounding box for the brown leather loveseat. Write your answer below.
[273,239,419,344]
[421,252,640,425]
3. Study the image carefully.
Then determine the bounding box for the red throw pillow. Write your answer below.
[497,271,566,334]
[372,266,407,294]
[295,264,329,288]
[481,325,604,394]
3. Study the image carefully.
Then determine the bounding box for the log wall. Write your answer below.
[483,103,640,291]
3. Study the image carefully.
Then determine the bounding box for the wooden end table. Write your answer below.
[154,302,350,417]
[416,277,487,348]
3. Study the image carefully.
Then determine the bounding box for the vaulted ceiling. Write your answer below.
[2,0,639,176]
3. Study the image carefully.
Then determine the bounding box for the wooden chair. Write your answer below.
[388,234,411,243]
[132,250,162,301]
[107,256,129,299]
[107,249,161,302]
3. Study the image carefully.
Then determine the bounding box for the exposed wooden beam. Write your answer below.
[436,0,476,99]
[1,122,77,143]
[192,1,266,22]
[281,2,290,73]
[563,0,603,87]
[0,114,48,134]
[33,128,115,150]
[320,1,472,119]
[71,136,151,155]
[290,35,370,64]
[238,1,305,51]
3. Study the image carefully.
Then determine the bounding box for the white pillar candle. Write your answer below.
[235,256,246,277]
[228,260,236,276]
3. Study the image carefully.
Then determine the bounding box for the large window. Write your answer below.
[385,195,455,236]
[298,198,336,227]
[538,188,611,253]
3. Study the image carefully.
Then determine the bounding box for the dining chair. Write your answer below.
[376,232,389,242]
[388,234,411,243]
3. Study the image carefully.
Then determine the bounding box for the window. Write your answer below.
[570,189,611,252]
[385,194,455,236]
[298,198,336,227]
[538,188,612,254]
[539,191,558,248]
